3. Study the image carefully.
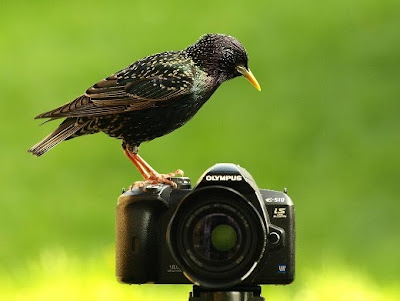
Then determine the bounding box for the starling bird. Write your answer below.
[28,33,261,187]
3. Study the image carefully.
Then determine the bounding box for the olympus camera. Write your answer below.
[116,163,295,289]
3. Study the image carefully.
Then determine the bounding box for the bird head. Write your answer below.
[185,33,261,91]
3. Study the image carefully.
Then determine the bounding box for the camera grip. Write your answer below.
[116,193,167,284]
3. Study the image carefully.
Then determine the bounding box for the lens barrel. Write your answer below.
[167,186,267,288]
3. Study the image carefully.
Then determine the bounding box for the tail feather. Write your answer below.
[34,95,90,119]
[28,118,84,156]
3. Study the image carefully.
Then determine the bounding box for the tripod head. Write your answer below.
[189,285,265,301]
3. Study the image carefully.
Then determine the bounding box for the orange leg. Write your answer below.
[123,149,151,178]
[123,149,184,188]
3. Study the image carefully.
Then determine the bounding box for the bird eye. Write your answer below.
[219,48,235,67]
[224,48,234,55]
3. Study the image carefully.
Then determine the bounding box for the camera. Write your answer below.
[116,163,295,289]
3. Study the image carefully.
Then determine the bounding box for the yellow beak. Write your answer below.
[236,66,261,91]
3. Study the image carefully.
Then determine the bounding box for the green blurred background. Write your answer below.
[1,0,399,300]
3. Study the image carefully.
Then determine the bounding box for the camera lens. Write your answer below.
[193,214,239,256]
[167,186,267,288]
[190,211,246,271]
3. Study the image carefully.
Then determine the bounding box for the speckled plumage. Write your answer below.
[28,34,258,157]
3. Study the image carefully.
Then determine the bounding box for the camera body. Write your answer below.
[116,163,295,288]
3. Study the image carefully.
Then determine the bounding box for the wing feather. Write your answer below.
[35,51,195,120]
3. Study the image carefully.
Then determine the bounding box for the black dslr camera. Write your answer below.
[116,163,295,289]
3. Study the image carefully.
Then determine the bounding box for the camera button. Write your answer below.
[143,184,161,193]
[268,232,280,244]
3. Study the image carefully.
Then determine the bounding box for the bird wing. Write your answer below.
[35,52,195,119]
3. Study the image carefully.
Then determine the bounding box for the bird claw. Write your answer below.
[129,169,185,190]
[165,169,184,178]
[129,181,147,190]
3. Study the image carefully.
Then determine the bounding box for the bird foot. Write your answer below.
[129,169,184,190]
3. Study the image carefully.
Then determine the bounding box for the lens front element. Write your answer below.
[193,214,239,260]
[211,223,238,252]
